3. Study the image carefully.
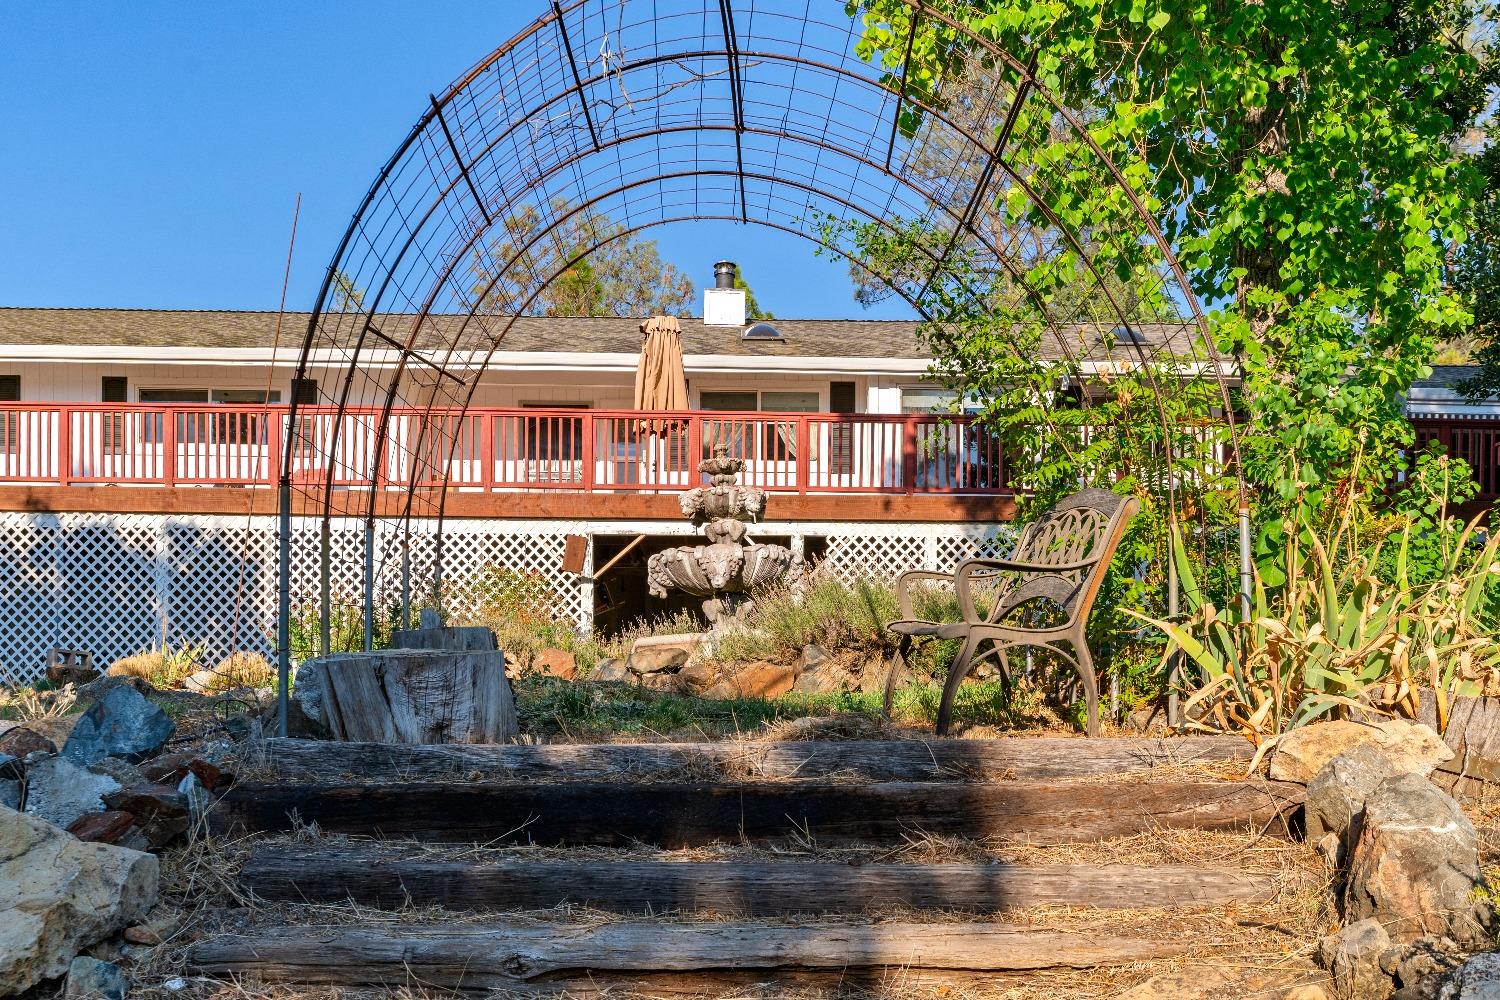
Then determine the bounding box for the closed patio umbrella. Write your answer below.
[634,314,688,414]
[634,314,689,483]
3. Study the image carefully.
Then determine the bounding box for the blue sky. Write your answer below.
[0,3,913,320]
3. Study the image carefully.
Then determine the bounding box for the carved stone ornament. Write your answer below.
[646,443,805,619]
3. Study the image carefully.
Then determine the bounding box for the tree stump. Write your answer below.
[293,650,517,745]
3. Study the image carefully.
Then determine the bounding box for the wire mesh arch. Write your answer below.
[274,0,1250,728]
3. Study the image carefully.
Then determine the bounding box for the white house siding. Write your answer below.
[0,512,1009,686]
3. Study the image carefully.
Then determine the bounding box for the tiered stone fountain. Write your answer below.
[646,443,804,624]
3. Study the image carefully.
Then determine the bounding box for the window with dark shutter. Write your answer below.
[0,376,17,454]
[291,378,320,405]
[829,381,856,475]
[101,377,128,453]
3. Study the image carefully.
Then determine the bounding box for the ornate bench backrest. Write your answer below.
[1002,488,1138,621]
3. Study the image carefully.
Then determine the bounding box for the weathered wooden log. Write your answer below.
[249,735,1253,783]
[389,626,498,652]
[187,920,1189,988]
[211,779,1301,846]
[294,650,516,744]
[238,847,1278,914]
[1407,690,1500,793]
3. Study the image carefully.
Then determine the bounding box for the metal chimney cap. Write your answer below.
[712,260,737,289]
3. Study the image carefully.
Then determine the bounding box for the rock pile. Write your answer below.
[1283,720,1498,999]
[598,639,893,700]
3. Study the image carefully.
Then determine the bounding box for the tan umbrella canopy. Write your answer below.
[634,314,688,413]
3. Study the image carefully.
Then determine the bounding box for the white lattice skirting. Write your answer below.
[0,513,1010,687]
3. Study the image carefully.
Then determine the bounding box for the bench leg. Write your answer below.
[1073,639,1101,738]
[935,633,981,736]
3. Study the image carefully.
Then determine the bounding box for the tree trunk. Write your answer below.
[294,650,516,744]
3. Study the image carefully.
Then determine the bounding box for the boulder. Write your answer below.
[720,662,796,699]
[627,635,698,675]
[24,756,122,829]
[1345,773,1493,947]
[1318,918,1394,1000]
[1434,952,1500,1000]
[1306,743,1401,864]
[792,660,851,694]
[1270,720,1453,784]
[66,811,138,846]
[1384,936,1462,998]
[0,726,57,760]
[181,669,218,695]
[590,658,629,683]
[798,644,829,675]
[676,659,721,694]
[533,648,577,680]
[0,806,158,995]
[62,687,175,766]
[64,956,128,1000]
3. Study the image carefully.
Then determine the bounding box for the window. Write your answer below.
[101,377,128,403]
[0,376,16,453]
[700,390,818,461]
[900,387,954,414]
[212,389,281,404]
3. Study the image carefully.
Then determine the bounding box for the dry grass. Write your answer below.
[108,642,204,688]
[198,653,276,693]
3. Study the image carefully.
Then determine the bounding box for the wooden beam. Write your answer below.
[0,486,1016,522]
[250,735,1255,784]
[188,920,1191,988]
[238,848,1278,914]
[210,779,1302,846]
[590,533,645,581]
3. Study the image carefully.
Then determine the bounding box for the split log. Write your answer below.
[211,779,1301,846]
[187,920,1189,989]
[239,847,1277,913]
[249,735,1253,783]
[294,650,516,744]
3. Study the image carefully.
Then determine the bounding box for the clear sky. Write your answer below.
[0,3,914,320]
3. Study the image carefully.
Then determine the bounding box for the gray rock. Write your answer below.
[1,806,158,995]
[65,956,127,1000]
[627,644,692,675]
[290,661,329,730]
[799,644,829,673]
[1383,936,1461,998]
[1346,773,1494,947]
[0,780,19,810]
[0,752,21,781]
[1271,720,1453,784]
[1318,918,1394,1000]
[419,607,442,629]
[589,658,629,683]
[23,755,122,829]
[1307,743,1401,864]
[74,675,154,702]
[62,687,174,766]
[87,757,147,788]
[1436,953,1500,999]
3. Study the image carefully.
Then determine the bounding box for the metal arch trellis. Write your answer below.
[273,0,1252,735]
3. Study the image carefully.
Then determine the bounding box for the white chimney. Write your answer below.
[703,260,746,326]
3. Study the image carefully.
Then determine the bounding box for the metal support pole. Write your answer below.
[1238,506,1253,618]
[318,519,332,657]
[362,519,376,652]
[399,522,412,632]
[1166,541,1180,728]
[276,479,292,738]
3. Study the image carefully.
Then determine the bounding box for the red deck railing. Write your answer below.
[0,404,1010,496]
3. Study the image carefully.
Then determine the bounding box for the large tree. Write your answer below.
[849,0,1492,501]
[472,202,695,318]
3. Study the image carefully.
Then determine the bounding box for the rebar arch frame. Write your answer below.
[273,0,1250,735]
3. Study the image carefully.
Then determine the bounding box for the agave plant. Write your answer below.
[1129,515,1500,744]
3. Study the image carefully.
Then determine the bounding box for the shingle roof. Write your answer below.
[1413,364,1482,390]
[0,307,1199,363]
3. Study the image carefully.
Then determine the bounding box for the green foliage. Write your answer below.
[1459,132,1500,398]
[284,595,399,661]
[512,673,1041,741]
[847,0,1489,502]
[1133,505,1500,741]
